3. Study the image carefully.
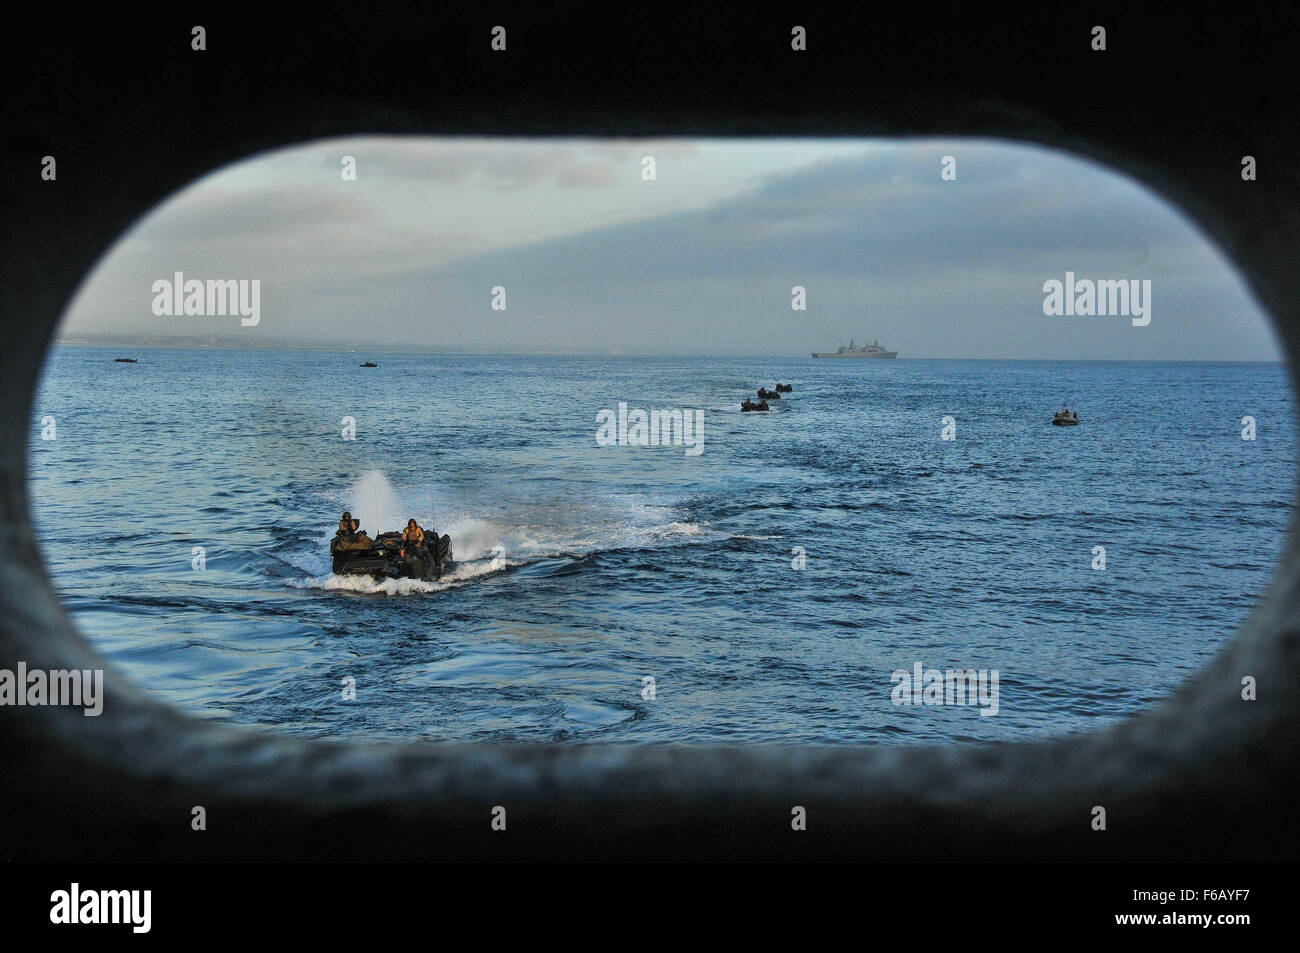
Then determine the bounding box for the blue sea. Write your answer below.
[27,346,1296,744]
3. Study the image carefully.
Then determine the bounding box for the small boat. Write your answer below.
[775,383,792,392]
[757,387,782,400]
[741,398,771,412]
[114,357,137,363]
[360,361,378,368]
[1052,408,1079,426]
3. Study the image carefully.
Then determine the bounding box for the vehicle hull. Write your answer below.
[811,351,898,358]
[330,531,453,582]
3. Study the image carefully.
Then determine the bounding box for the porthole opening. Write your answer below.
[29,136,1294,747]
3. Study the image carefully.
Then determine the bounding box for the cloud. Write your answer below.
[60,137,1278,360]
[328,138,696,189]
[132,185,374,246]
[429,143,1196,284]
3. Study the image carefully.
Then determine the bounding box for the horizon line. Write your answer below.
[51,340,1287,364]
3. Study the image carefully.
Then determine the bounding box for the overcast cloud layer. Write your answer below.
[61,136,1280,360]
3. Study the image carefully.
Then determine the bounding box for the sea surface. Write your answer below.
[27,346,1297,744]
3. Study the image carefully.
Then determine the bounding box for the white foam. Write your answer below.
[655,521,706,538]
[287,573,447,595]
[287,552,513,596]
[291,472,723,596]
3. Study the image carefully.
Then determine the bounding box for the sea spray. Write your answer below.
[302,473,717,594]
[347,470,405,537]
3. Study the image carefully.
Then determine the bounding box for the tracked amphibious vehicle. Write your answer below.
[330,528,454,581]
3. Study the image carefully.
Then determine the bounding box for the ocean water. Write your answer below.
[28,346,1296,744]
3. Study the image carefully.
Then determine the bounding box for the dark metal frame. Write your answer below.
[1,3,1295,860]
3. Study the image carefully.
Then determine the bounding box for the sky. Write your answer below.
[59,136,1282,360]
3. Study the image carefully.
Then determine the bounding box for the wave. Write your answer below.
[287,550,511,595]
[280,471,734,596]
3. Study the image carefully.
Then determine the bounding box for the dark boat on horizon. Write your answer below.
[812,338,898,359]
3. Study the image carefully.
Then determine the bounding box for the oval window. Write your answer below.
[30,136,1294,743]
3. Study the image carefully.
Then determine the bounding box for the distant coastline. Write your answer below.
[52,337,1285,362]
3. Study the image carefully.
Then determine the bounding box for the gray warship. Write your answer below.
[811,338,898,359]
